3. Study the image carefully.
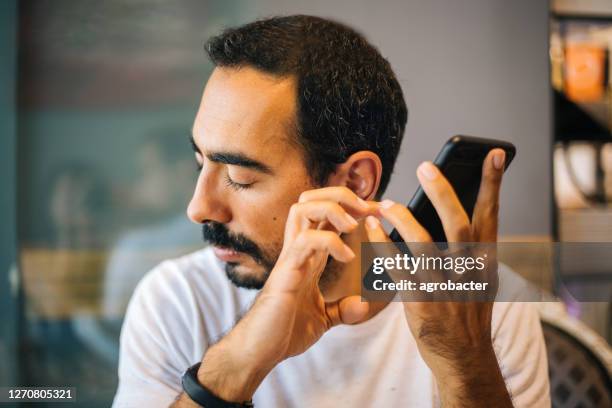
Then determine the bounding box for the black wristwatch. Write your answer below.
[182,362,254,407]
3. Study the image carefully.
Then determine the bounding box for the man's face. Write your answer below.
[188,66,317,289]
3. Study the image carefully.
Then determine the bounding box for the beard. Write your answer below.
[201,221,343,290]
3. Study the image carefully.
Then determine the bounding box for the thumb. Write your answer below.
[325,295,370,327]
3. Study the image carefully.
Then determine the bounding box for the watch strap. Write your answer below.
[182,362,254,408]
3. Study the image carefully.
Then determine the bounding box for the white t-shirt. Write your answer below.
[112,247,550,407]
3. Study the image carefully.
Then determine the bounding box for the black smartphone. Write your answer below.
[389,135,516,243]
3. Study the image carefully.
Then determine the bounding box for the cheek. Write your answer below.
[232,194,290,246]
[233,169,315,247]
[256,201,291,242]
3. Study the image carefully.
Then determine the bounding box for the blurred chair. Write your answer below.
[539,302,612,407]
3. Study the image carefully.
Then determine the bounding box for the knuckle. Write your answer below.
[298,190,312,203]
[333,186,355,204]
[316,201,345,221]
[288,202,301,218]
[485,201,499,216]
[452,223,472,240]
[316,201,338,219]
[328,202,345,216]
[339,186,354,198]
[294,230,306,244]
[325,303,340,328]
[485,168,503,183]
[296,229,315,246]
[320,200,336,210]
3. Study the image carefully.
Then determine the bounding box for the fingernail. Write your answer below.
[345,213,359,227]
[418,162,438,181]
[379,199,395,210]
[366,215,380,229]
[493,150,505,170]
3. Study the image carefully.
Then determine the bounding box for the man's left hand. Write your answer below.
[364,148,513,407]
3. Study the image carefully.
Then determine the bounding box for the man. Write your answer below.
[113,15,549,407]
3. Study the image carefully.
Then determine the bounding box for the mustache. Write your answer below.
[201,221,266,265]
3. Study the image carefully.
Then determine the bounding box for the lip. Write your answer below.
[212,246,242,262]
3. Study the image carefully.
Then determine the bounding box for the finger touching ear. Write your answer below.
[327,151,382,201]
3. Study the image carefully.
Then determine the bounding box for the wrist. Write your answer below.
[442,342,496,374]
[430,345,508,401]
[197,337,275,402]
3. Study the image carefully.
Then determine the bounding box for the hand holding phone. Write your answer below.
[363,136,515,406]
[390,135,515,243]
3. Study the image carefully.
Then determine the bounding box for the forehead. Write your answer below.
[193,67,298,157]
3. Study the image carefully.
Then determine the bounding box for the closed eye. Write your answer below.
[224,174,253,190]
[195,160,253,190]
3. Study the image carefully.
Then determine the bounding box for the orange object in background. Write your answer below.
[564,43,606,102]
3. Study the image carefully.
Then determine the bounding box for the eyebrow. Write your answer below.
[189,134,274,175]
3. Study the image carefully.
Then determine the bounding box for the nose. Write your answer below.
[187,168,231,225]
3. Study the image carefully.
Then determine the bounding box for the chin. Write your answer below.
[224,262,270,290]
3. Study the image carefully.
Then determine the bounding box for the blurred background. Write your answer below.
[1,0,612,406]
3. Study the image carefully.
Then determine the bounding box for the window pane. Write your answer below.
[17,1,238,404]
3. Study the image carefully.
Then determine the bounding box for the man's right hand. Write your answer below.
[193,187,378,403]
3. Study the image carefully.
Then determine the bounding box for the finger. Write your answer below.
[288,230,355,270]
[364,215,418,290]
[325,295,370,327]
[472,149,505,242]
[364,215,400,272]
[298,186,379,218]
[285,201,360,240]
[376,200,451,290]
[371,204,441,288]
[364,215,391,243]
[377,200,432,243]
[416,162,471,242]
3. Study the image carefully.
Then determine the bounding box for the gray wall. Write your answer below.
[239,0,551,236]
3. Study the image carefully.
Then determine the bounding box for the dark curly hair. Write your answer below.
[205,15,407,198]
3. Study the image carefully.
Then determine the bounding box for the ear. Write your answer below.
[327,151,382,200]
